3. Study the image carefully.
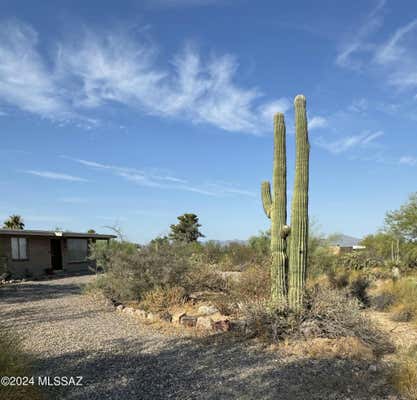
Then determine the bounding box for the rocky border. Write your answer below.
[113,303,245,333]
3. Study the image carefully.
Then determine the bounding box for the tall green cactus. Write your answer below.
[261,94,310,312]
[261,113,288,306]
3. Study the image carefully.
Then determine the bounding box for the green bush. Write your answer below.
[88,241,191,302]
[309,246,337,277]
[338,251,382,271]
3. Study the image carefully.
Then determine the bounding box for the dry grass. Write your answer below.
[390,346,417,399]
[239,285,393,356]
[278,337,374,361]
[0,329,43,400]
[372,278,417,323]
[139,286,187,312]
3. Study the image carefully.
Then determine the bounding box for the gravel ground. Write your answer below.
[0,276,400,400]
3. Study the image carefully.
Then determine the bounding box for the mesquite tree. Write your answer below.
[261,95,310,312]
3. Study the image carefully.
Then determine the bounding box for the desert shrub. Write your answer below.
[0,328,42,400]
[247,231,270,261]
[372,278,417,322]
[184,262,228,293]
[339,251,382,271]
[327,270,349,289]
[196,240,225,264]
[390,346,417,399]
[219,241,257,270]
[88,241,191,302]
[241,285,392,354]
[139,286,187,312]
[241,300,299,342]
[391,304,415,322]
[349,274,370,306]
[228,263,270,302]
[309,246,337,277]
[371,291,396,311]
[211,293,237,316]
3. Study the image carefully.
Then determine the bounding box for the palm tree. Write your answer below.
[3,215,25,230]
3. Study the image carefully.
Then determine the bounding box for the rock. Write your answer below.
[172,311,187,324]
[196,316,214,330]
[135,309,147,319]
[198,305,219,316]
[116,305,124,312]
[213,319,231,332]
[180,315,197,328]
[123,307,135,315]
[368,364,378,372]
[146,312,159,322]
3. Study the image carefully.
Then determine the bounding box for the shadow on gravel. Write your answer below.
[1,305,102,330]
[35,334,397,400]
[0,283,81,304]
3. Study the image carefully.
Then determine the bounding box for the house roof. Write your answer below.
[0,229,116,240]
[327,234,362,247]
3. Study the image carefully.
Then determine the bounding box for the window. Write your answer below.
[11,237,28,260]
[67,239,88,262]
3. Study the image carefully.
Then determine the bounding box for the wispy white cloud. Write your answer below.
[0,19,287,134]
[399,156,417,166]
[336,3,417,91]
[64,156,254,197]
[315,130,383,154]
[374,19,417,65]
[22,170,88,182]
[374,18,417,89]
[259,98,291,123]
[58,37,288,133]
[309,116,327,130]
[0,20,72,120]
[348,98,369,113]
[336,0,385,70]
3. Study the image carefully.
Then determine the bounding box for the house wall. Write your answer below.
[0,235,104,278]
[0,236,51,278]
[329,245,354,256]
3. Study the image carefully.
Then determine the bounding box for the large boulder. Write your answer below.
[196,316,214,330]
[180,316,197,327]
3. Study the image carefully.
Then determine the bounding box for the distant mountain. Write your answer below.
[327,234,362,247]
[210,239,247,246]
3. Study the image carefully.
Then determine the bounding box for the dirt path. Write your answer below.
[0,276,399,399]
[367,310,417,358]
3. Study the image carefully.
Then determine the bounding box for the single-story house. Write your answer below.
[0,229,116,278]
[327,234,365,256]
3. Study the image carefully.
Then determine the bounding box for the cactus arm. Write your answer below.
[261,181,272,218]
[288,95,310,312]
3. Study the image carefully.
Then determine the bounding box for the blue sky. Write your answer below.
[0,0,417,242]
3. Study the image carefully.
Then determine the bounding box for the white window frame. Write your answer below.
[11,237,28,261]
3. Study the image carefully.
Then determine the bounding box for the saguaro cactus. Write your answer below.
[261,94,310,312]
[261,113,289,306]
